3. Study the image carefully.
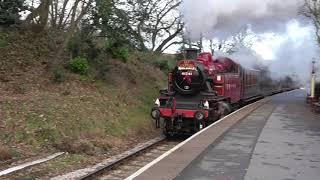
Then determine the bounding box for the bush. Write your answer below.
[53,67,65,82]
[0,0,26,26]
[0,146,12,161]
[67,29,102,61]
[175,52,184,61]
[0,39,8,48]
[96,60,110,79]
[69,57,89,75]
[154,60,169,71]
[149,54,177,73]
[105,39,129,63]
[67,36,82,58]
[113,47,129,63]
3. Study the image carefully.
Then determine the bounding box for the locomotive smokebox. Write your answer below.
[185,48,199,60]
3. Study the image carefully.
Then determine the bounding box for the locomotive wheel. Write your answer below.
[208,109,219,123]
[163,119,173,137]
[218,102,232,118]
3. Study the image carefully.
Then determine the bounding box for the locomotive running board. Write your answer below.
[242,95,264,103]
[204,96,228,102]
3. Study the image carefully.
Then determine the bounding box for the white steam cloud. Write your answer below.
[181,0,304,39]
[269,22,318,84]
[181,0,318,86]
[201,21,318,85]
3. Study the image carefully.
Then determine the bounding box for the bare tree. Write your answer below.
[112,0,183,52]
[57,0,94,55]
[209,27,255,54]
[49,0,94,32]
[25,0,51,30]
[49,0,71,28]
[302,0,320,44]
[26,0,93,32]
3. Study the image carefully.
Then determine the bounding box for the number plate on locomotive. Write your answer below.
[181,72,193,76]
[178,60,197,71]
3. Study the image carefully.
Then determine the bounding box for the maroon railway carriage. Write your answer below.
[151,50,262,135]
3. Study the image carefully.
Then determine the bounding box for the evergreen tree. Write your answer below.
[0,0,25,26]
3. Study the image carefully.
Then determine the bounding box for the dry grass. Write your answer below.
[0,29,168,159]
[0,146,12,161]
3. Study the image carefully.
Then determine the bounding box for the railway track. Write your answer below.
[75,137,184,180]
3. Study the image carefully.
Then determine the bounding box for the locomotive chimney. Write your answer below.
[185,48,199,60]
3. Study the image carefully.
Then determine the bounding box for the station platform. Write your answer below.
[130,90,320,180]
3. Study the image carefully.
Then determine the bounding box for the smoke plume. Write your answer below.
[181,0,304,39]
[181,0,318,86]
[269,23,318,84]
[212,21,318,85]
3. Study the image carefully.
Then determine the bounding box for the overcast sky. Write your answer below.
[251,20,317,61]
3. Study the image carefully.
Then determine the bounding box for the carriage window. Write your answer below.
[254,73,258,84]
[251,74,253,84]
[245,73,248,84]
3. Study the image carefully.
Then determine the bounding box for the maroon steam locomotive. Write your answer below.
[151,49,265,136]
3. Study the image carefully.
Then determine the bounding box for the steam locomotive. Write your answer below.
[151,49,286,136]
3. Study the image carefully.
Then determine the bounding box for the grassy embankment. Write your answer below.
[0,29,175,163]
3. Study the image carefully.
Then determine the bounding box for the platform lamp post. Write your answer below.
[310,59,316,103]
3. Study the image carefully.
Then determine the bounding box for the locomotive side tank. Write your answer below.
[151,49,262,135]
